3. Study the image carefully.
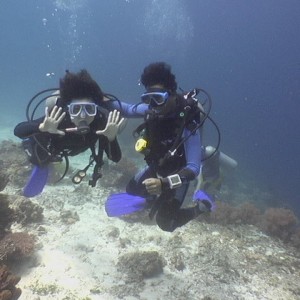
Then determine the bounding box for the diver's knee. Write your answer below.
[155,213,175,232]
[126,177,139,194]
[126,177,148,197]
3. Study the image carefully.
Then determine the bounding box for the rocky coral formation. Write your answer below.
[0,232,35,263]
[0,140,30,189]
[0,196,15,236]
[60,210,80,224]
[0,165,38,300]
[0,192,36,265]
[14,198,44,225]
[0,173,9,193]
[0,265,21,300]
[202,201,300,249]
[117,250,164,283]
[207,201,262,225]
[261,207,298,241]
[291,228,300,248]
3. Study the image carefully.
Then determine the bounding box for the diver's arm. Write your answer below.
[103,137,122,163]
[14,118,44,138]
[181,127,202,179]
[96,110,125,141]
[14,106,66,138]
[38,106,66,135]
[108,100,147,118]
[161,128,201,189]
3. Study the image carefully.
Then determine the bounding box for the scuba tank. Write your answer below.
[205,146,238,170]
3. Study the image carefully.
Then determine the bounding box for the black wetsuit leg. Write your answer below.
[126,165,156,197]
[156,183,199,232]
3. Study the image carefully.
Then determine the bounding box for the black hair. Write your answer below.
[59,69,103,106]
[140,62,177,92]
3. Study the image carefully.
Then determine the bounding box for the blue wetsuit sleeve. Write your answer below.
[178,128,201,182]
[109,100,147,118]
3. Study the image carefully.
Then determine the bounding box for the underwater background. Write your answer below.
[0,0,299,216]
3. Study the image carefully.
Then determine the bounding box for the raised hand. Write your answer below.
[96,110,125,141]
[39,106,66,135]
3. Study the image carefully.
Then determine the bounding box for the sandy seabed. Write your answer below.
[6,179,299,300]
[1,125,300,300]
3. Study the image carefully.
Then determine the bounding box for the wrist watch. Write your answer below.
[167,174,182,189]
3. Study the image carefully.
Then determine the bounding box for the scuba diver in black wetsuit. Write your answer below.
[106,62,218,232]
[14,69,125,196]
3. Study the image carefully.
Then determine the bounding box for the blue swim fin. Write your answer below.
[193,190,216,212]
[105,193,147,217]
[23,165,49,197]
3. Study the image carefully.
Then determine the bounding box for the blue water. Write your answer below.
[1,0,299,214]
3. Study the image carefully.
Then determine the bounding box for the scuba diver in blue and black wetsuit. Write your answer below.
[14,69,126,196]
[105,62,220,232]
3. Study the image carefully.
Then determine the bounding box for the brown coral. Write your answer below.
[206,201,262,225]
[261,207,298,241]
[117,251,164,282]
[0,140,30,189]
[15,199,44,225]
[0,232,35,263]
[0,196,15,237]
[202,201,300,249]
[0,172,9,192]
[290,228,300,249]
[0,265,21,300]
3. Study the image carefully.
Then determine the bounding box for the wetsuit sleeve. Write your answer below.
[180,127,201,180]
[14,118,44,139]
[104,138,122,163]
[161,128,201,189]
[108,100,147,118]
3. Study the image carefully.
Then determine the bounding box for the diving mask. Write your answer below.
[141,91,169,106]
[68,102,98,118]
[66,101,97,134]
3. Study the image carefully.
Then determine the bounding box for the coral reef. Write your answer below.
[0,265,21,300]
[290,228,300,249]
[0,143,39,300]
[0,196,15,237]
[60,210,80,224]
[261,207,298,241]
[0,232,35,263]
[0,140,30,189]
[29,280,60,296]
[14,198,44,225]
[0,178,36,265]
[202,201,300,249]
[0,172,9,193]
[117,250,164,282]
[207,201,262,225]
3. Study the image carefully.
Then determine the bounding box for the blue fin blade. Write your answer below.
[105,193,146,217]
[193,189,216,211]
[23,165,49,197]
